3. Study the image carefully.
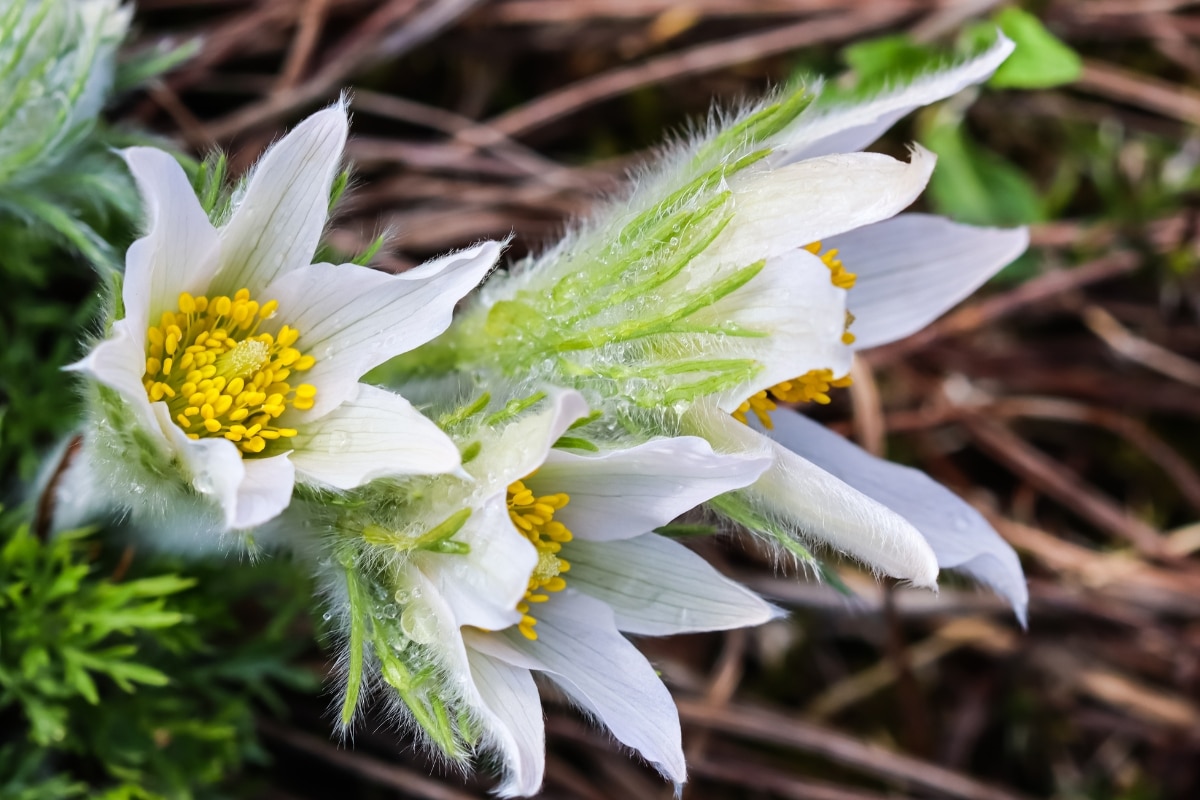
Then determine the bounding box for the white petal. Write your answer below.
[685,249,851,411]
[469,593,686,786]
[568,533,777,635]
[260,241,502,418]
[235,453,296,529]
[120,147,221,331]
[687,404,939,587]
[770,35,1015,163]
[830,214,1030,349]
[67,320,160,435]
[470,388,591,492]
[465,647,545,799]
[405,564,474,676]
[150,403,247,530]
[702,147,936,271]
[214,104,348,293]
[289,384,460,489]
[416,497,535,633]
[757,409,1028,623]
[529,437,770,542]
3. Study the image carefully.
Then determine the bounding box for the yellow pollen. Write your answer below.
[141,289,318,456]
[732,369,854,429]
[803,241,857,290]
[507,478,573,641]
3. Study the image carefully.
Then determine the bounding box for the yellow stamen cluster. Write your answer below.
[507,479,573,641]
[732,370,855,427]
[803,240,857,290]
[732,242,861,428]
[142,289,317,456]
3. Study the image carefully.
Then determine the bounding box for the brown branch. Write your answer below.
[675,698,1036,800]
[476,4,918,142]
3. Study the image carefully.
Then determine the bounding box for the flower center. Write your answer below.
[733,242,857,429]
[142,289,317,456]
[506,478,573,641]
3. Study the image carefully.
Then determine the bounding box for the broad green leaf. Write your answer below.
[921,118,1045,226]
[984,7,1082,89]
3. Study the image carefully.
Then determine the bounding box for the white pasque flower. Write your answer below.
[70,103,502,531]
[389,390,774,797]
[682,35,1030,613]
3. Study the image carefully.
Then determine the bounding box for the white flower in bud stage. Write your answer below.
[400,35,1029,616]
[68,103,502,534]
[0,0,132,182]
[356,390,774,797]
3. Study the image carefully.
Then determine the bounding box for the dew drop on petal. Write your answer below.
[327,431,349,454]
[193,470,217,495]
[400,604,437,644]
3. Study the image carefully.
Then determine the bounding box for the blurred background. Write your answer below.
[3,1,1200,798]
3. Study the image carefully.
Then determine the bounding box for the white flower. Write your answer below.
[682,35,1030,606]
[69,103,502,532]
[386,390,774,796]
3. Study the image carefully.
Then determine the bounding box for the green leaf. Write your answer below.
[921,118,1044,226]
[985,7,1082,89]
[843,34,940,85]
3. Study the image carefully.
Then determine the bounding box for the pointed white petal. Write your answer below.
[235,452,296,529]
[771,35,1016,163]
[829,214,1030,349]
[404,564,474,675]
[569,533,777,635]
[67,320,160,435]
[214,104,348,293]
[289,384,459,489]
[471,389,591,492]
[120,147,221,330]
[687,404,939,587]
[150,403,247,530]
[260,241,502,418]
[465,647,545,799]
[685,249,852,412]
[702,147,936,271]
[529,437,770,542]
[416,497,535,633]
[470,593,686,786]
[758,409,1028,623]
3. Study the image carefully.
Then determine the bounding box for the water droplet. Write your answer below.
[393,588,409,604]
[322,611,333,621]
[327,431,349,453]
[400,605,437,644]
[381,603,398,619]
[193,470,217,495]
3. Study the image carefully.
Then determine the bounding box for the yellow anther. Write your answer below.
[141,289,318,457]
[804,240,857,290]
[507,477,575,640]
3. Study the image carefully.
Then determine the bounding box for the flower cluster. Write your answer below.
[57,33,1029,797]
